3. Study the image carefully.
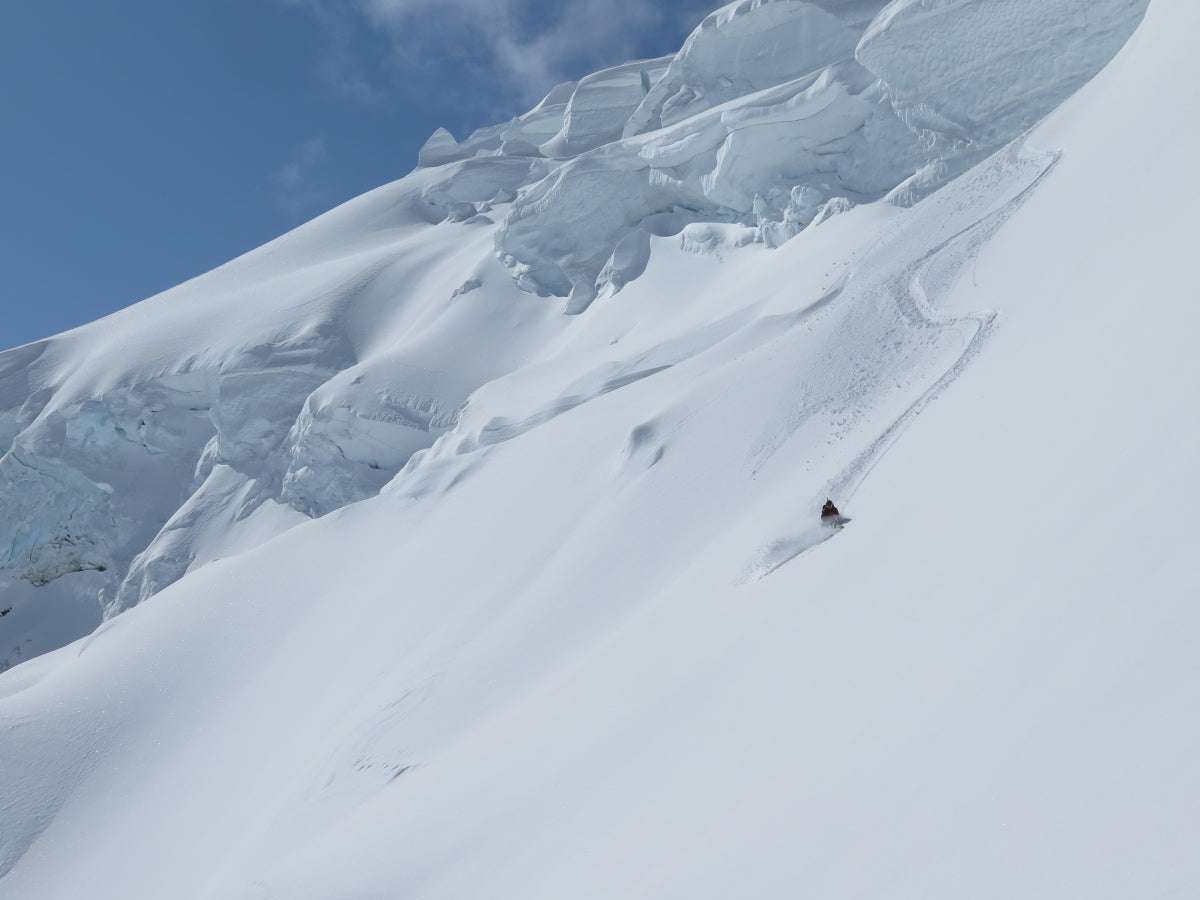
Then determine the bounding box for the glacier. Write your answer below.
[5,0,1200,897]
[0,0,1149,670]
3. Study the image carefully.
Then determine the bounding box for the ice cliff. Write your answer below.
[493,0,1148,309]
[0,0,1148,670]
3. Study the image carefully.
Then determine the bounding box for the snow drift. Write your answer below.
[5,0,1198,898]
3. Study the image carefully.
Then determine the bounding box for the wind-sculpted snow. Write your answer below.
[411,0,1145,309]
[499,59,911,310]
[278,364,461,519]
[0,0,1148,673]
[857,0,1151,146]
[623,0,882,138]
[490,0,1147,307]
[0,168,562,662]
[540,57,674,159]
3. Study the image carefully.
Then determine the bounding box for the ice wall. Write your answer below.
[623,0,879,137]
[542,57,673,159]
[490,0,1149,308]
[857,0,1151,145]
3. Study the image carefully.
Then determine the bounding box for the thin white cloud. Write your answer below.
[277,0,388,103]
[286,0,715,112]
[274,137,330,215]
[489,1,674,98]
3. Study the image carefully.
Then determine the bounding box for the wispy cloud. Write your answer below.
[282,0,715,120]
[277,0,389,104]
[274,137,331,215]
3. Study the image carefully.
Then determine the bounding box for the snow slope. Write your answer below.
[0,0,1148,672]
[5,0,1198,897]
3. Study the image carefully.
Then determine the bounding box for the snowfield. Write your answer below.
[4,0,1199,897]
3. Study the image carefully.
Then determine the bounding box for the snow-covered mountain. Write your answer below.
[4,0,1199,896]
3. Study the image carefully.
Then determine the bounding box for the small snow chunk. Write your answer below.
[808,197,854,229]
[564,280,599,316]
[680,223,759,256]
[597,229,652,295]
[885,161,950,208]
[445,201,479,223]
[621,421,666,471]
[452,279,483,298]
[498,138,544,158]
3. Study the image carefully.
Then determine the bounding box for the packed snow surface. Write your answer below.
[4,0,1198,897]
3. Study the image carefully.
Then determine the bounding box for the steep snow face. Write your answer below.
[5,1,1199,897]
[0,129,1074,895]
[540,56,674,159]
[0,0,1147,672]
[858,0,1151,146]
[623,0,879,136]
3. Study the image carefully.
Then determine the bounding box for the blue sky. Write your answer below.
[1,0,715,350]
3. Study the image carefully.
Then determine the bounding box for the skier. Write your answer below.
[820,499,841,520]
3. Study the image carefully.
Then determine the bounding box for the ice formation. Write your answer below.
[512,0,1150,307]
[8,1,1200,897]
[0,0,1148,671]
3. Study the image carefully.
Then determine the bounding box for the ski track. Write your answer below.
[745,140,1061,581]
